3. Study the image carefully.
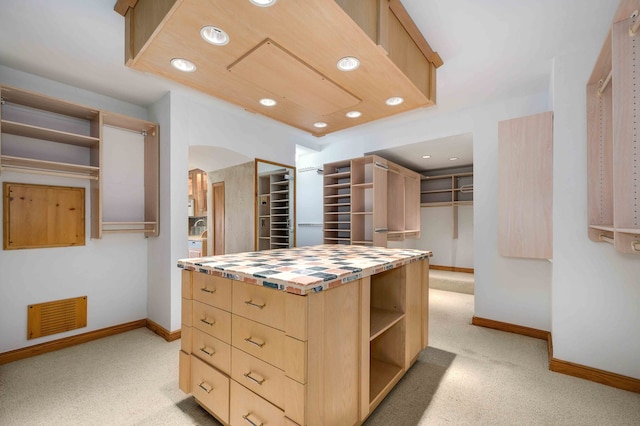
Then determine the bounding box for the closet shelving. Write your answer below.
[420,170,473,239]
[257,168,293,250]
[0,84,159,238]
[586,4,640,254]
[323,160,352,245]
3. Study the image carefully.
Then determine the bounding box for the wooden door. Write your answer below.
[212,182,225,255]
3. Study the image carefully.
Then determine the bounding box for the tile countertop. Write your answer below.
[177,244,432,295]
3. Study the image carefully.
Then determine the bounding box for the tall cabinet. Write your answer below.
[587,2,640,254]
[323,155,421,247]
[257,168,293,250]
[0,84,159,238]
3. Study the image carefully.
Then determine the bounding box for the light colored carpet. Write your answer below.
[429,270,474,294]
[1,290,639,425]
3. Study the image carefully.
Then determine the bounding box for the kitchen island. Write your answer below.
[177,244,431,426]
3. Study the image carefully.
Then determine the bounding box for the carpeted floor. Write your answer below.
[1,289,639,425]
[429,269,474,294]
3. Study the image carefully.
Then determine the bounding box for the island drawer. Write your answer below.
[232,281,285,330]
[193,300,232,344]
[232,315,285,369]
[193,272,232,311]
[231,347,285,409]
[230,380,284,426]
[191,355,230,424]
[192,328,231,375]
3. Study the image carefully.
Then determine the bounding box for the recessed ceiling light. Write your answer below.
[170,58,196,72]
[337,56,360,71]
[385,96,404,106]
[259,98,277,106]
[313,122,328,128]
[201,26,229,46]
[449,157,459,161]
[249,0,277,6]
[346,111,361,118]
[422,155,431,159]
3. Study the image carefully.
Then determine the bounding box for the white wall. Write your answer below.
[0,67,150,352]
[551,49,640,379]
[297,91,552,332]
[418,205,473,268]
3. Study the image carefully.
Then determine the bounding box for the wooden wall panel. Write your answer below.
[498,112,553,259]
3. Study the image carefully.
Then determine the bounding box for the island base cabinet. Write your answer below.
[230,380,285,426]
[191,355,230,424]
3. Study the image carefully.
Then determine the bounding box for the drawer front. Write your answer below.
[193,300,232,344]
[193,272,232,311]
[231,347,285,409]
[232,315,285,369]
[191,355,230,424]
[192,328,231,375]
[230,380,284,426]
[232,281,285,330]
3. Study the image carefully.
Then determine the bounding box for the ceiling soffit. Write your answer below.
[116,0,442,136]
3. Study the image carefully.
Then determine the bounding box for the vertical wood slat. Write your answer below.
[498,111,554,259]
[28,296,87,340]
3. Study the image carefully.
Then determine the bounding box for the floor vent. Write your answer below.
[28,296,87,339]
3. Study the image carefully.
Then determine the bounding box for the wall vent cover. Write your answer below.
[27,296,87,339]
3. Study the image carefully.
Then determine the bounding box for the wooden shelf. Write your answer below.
[1,155,99,179]
[1,120,100,147]
[369,358,403,404]
[370,308,404,341]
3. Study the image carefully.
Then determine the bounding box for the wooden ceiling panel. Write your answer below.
[123,0,440,136]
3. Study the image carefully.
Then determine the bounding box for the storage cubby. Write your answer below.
[256,168,293,250]
[587,7,640,254]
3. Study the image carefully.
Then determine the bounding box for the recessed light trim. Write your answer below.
[346,111,361,118]
[259,98,277,106]
[201,26,230,46]
[385,96,404,106]
[249,0,277,6]
[170,58,196,72]
[422,155,431,159]
[313,122,328,128]
[337,56,360,71]
[449,157,459,161]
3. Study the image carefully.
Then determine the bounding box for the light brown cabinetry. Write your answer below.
[420,171,473,239]
[179,257,429,425]
[188,168,207,218]
[498,112,553,259]
[257,168,293,250]
[323,155,421,247]
[0,84,159,238]
[587,1,640,254]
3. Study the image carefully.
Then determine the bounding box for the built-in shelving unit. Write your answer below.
[586,3,640,254]
[0,84,159,239]
[257,168,293,250]
[420,169,473,239]
[323,155,421,247]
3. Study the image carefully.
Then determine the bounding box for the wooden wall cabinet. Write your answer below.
[0,84,159,238]
[587,2,640,254]
[188,168,207,218]
[323,155,421,247]
[498,111,553,259]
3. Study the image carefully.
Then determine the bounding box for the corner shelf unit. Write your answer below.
[323,155,421,247]
[420,170,473,239]
[586,3,640,254]
[0,84,159,239]
[257,168,293,250]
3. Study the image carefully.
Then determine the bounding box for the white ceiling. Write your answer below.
[0,0,619,170]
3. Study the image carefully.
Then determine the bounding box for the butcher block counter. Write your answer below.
[177,244,431,426]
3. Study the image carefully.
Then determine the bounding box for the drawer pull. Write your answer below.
[244,336,265,348]
[200,318,215,326]
[242,413,263,426]
[244,299,266,309]
[243,371,265,385]
[199,346,215,357]
[197,381,213,394]
[200,287,216,294]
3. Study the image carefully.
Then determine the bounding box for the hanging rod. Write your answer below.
[598,69,612,95]
[1,165,98,180]
[103,123,147,136]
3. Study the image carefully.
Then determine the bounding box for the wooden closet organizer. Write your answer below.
[587,1,640,254]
